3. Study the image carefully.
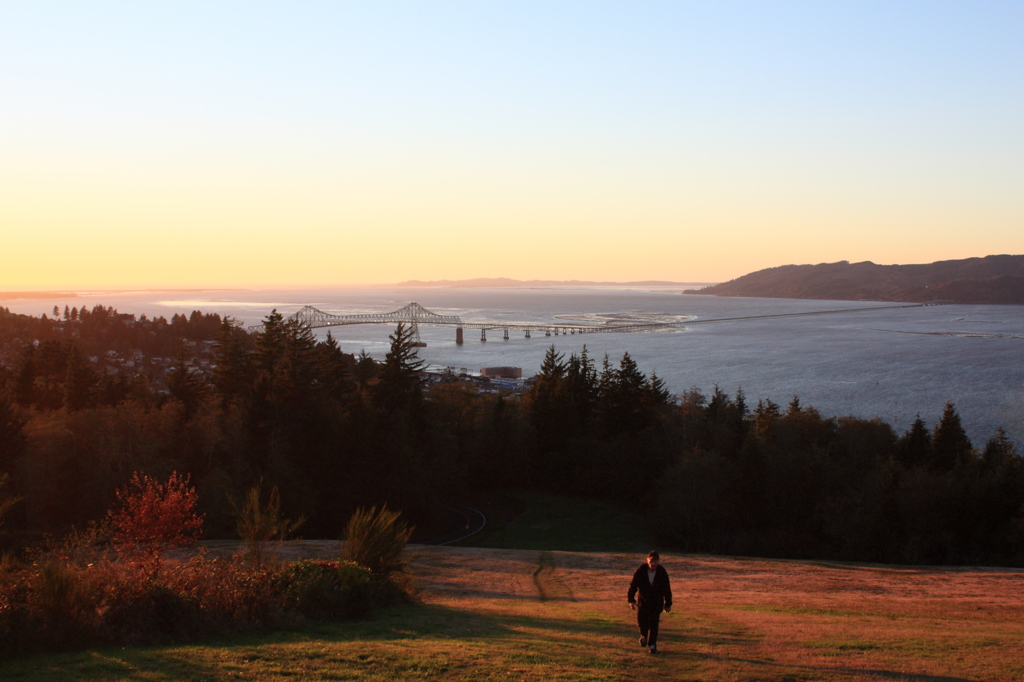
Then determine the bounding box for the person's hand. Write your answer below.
[664,605,671,613]
[629,602,636,611]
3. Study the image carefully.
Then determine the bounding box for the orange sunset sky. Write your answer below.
[2,2,1021,289]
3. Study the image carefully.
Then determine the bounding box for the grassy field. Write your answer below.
[2,543,1023,681]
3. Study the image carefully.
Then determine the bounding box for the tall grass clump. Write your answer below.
[29,560,102,646]
[229,481,305,570]
[341,505,414,577]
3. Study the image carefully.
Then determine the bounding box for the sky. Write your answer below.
[1,1,1021,288]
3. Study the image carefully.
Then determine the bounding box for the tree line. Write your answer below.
[1,306,1021,566]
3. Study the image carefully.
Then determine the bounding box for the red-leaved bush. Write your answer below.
[0,553,401,654]
[0,473,411,655]
[107,472,204,575]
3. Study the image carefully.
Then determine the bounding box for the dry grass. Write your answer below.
[407,547,1024,681]
[2,544,1022,681]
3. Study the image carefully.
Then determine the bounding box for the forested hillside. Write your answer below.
[1,306,1022,566]
[686,255,1024,303]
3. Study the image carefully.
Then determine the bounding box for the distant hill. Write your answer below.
[397,277,709,288]
[684,255,1024,304]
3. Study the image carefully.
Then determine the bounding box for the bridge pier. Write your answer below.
[545,330,551,336]
[481,329,487,342]
[503,329,509,340]
[525,330,531,338]
[456,327,463,345]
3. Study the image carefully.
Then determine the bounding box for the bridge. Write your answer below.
[288,302,673,344]
[286,300,946,346]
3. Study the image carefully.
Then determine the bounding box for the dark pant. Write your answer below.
[637,606,662,646]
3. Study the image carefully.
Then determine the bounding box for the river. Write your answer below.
[5,286,1023,446]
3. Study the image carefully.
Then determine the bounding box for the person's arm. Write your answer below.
[627,567,640,608]
[662,567,673,612]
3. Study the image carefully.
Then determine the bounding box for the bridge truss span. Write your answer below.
[286,302,675,345]
[291,302,462,329]
[281,301,944,346]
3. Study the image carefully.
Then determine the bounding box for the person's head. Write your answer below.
[646,551,660,570]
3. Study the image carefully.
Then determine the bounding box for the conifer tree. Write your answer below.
[168,342,207,415]
[211,317,254,406]
[315,331,354,399]
[932,401,973,471]
[372,322,425,413]
[354,349,378,390]
[897,415,931,468]
[0,387,26,475]
[14,345,36,407]
[982,427,1018,471]
[63,344,97,411]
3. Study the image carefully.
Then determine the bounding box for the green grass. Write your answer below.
[465,490,654,553]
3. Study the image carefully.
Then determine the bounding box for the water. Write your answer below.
[5,287,1023,446]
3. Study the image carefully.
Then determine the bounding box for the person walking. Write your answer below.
[627,550,672,654]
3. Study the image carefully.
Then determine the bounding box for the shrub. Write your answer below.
[29,560,101,648]
[341,505,413,577]
[0,512,413,655]
[100,577,202,644]
[107,471,204,577]
[173,555,282,632]
[0,563,30,655]
[274,560,375,620]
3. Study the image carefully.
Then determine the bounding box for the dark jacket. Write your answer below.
[628,564,672,612]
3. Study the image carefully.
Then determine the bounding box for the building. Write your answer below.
[480,366,522,379]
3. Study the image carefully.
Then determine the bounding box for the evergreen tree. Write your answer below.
[704,386,746,457]
[563,345,598,422]
[63,344,97,411]
[371,322,425,413]
[354,349,378,390]
[167,342,207,415]
[315,331,354,399]
[524,346,574,485]
[0,387,26,475]
[897,415,931,468]
[932,401,973,471]
[14,345,37,407]
[982,426,1017,470]
[677,387,708,453]
[537,345,566,383]
[751,399,781,444]
[595,352,669,436]
[211,317,254,406]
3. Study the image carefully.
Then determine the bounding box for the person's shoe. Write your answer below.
[639,635,647,647]
[649,645,658,654]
